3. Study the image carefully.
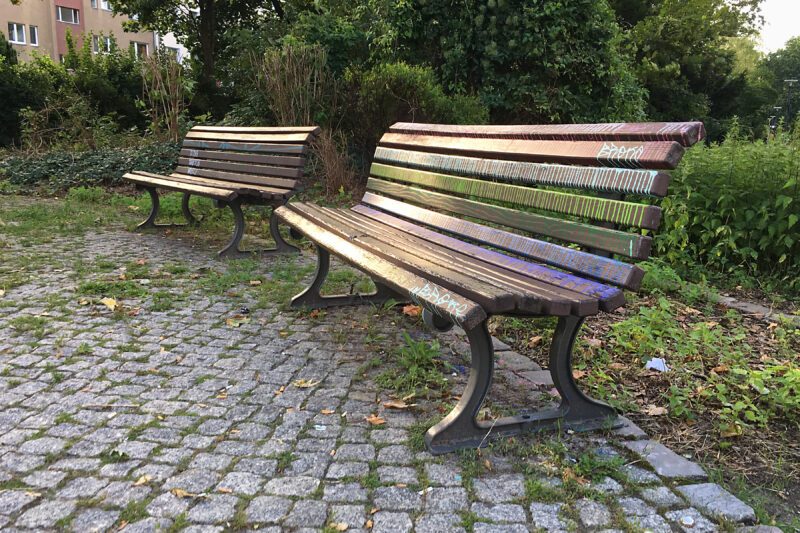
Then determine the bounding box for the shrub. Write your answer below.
[0,142,180,190]
[656,122,800,293]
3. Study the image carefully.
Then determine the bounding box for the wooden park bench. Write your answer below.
[124,125,319,257]
[275,121,704,454]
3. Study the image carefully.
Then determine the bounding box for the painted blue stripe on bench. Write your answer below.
[182,140,306,154]
[352,204,623,301]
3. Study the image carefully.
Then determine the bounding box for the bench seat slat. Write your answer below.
[352,204,625,312]
[130,171,292,200]
[365,181,651,260]
[389,122,705,147]
[179,149,305,168]
[123,172,238,201]
[380,133,685,170]
[373,147,671,197]
[276,206,487,329]
[191,125,321,134]
[370,164,662,229]
[182,140,308,155]
[287,203,531,315]
[362,192,645,290]
[178,158,303,179]
[299,204,595,315]
[185,131,316,143]
[174,166,297,190]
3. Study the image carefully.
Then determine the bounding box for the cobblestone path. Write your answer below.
[0,224,777,532]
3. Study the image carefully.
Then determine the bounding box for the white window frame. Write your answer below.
[93,35,112,54]
[8,22,26,44]
[91,0,97,8]
[29,25,38,46]
[56,6,80,24]
[100,0,111,11]
[133,42,148,57]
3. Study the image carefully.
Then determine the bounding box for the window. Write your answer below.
[56,6,80,24]
[91,0,97,7]
[100,0,111,10]
[7,22,25,44]
[132,42,148,57]
[93,35,112,54]
[30,25,38,46]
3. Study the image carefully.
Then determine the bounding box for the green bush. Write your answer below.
[0,143,179,190]
[657,124,800,293]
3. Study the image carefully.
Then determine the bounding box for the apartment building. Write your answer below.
[1,0,170,63]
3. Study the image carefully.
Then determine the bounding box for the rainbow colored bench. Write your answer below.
[276,121,704,454]
[124,126,319,257]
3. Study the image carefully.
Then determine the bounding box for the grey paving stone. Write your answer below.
[474,523,529,533]
[330,504,366,528]
[263,476,320,497]
[187,494,238,524]
[216,471,264,495]
[425,463,463,486]
[592,476,624,494]
[113,440,159,460]
[666,507,719,533]
[72,508,120,533]
[415,513,466,533]
[189,453,233,471]
[117,517,173,532]
[326,461,369,480]
[372,511,412,533]
[376,444,413,464]
[530,502,571,531]
[626,513,672,533]
[22,469,67,488]
[323,482,368,502]
[370,428,408,444]
[424,487,468,513]
[640,485,685,508]
[246,495,292,523]
[0,490,38,514]
[576,498,611,529]
[377,465,418,485]
[16,499,77,528]
[677,483,756,523]
[55,476,109,499]
[374,485,422,512]
[620,464,661,484]
[147,492,191,518]
[474,473,526,503]
[612,415,648,439]
[233,458,277,477]
[470,502,527,523]
[624,440,708,480]
[101,480,152,506]
[163,469,220,493]
[335,443,375,461]
[619,496,657,516]
[284,500,328,527]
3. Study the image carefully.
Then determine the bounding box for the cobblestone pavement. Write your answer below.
[0,226,778,532]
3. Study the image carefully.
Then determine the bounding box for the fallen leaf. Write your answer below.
[366,414,387,425]
[572,370,586,380]
[226,317,251,327]
[100,297,118,311]
[309,309,320,318]
[132,475,152,487]
[0,289,5,297]
[292,378,321,388]
[402,304,422,317]
[366,519,373,529]
[197,403,207,408]
[711,365,729,373]
[527,335,543,347]
[644,405,668,416]
[128,204,140,210]
[118,520,129,531]
[329,523,348,531]
[249,280,262,286]
[484,459,491,470]
[370,508,380,514]
[382,399,416,409]
[133,259,148,265]
[584,338,603,348]
[78,298,89,305]
[125,308,140,316]
[720,422,743,438]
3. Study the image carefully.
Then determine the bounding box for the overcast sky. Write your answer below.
[759,0,800,53]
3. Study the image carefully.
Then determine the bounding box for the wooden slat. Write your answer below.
[180,149,305,168]
[185,131,315,143]
[361,192,646,290]
[389,122,706,147]
[182,140,308,155]
[174,166,297,190]
[373,147,671,197]
[299,204,585,315]
[191,126,321,135]
[275,205,487,330]
[178,157,303,179]
[131,171,291,200]
[351,204,625,312]
[379,133,685,170]
[365,180,651,260]
[123,172,237,201]
[370,165,662,229]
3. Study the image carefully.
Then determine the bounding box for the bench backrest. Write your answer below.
[362,122,704,292]
[178,126,321,195]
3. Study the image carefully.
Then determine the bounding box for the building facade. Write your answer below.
[1,0,166,62]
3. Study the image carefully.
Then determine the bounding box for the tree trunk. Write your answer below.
[198,0,215,81]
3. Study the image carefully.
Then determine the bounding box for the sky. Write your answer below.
[759,0,800,53]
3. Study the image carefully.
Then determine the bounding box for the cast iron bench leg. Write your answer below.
[426,315,619,455]
[217,201,300,258]
[290,244,402,308]
[136,189,198,230]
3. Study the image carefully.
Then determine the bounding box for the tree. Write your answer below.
[0,31,18,66]
[765,36,800,127]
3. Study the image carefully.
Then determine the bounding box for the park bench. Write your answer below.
[124,125,320,257]
[275,121,704,454]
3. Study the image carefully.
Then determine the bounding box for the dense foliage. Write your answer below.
[0,143,179,190]
[656,124,800,292]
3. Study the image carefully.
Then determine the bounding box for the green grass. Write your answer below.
[7,316,48,338]
[78,280,149,299]
[376,333,451,398]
